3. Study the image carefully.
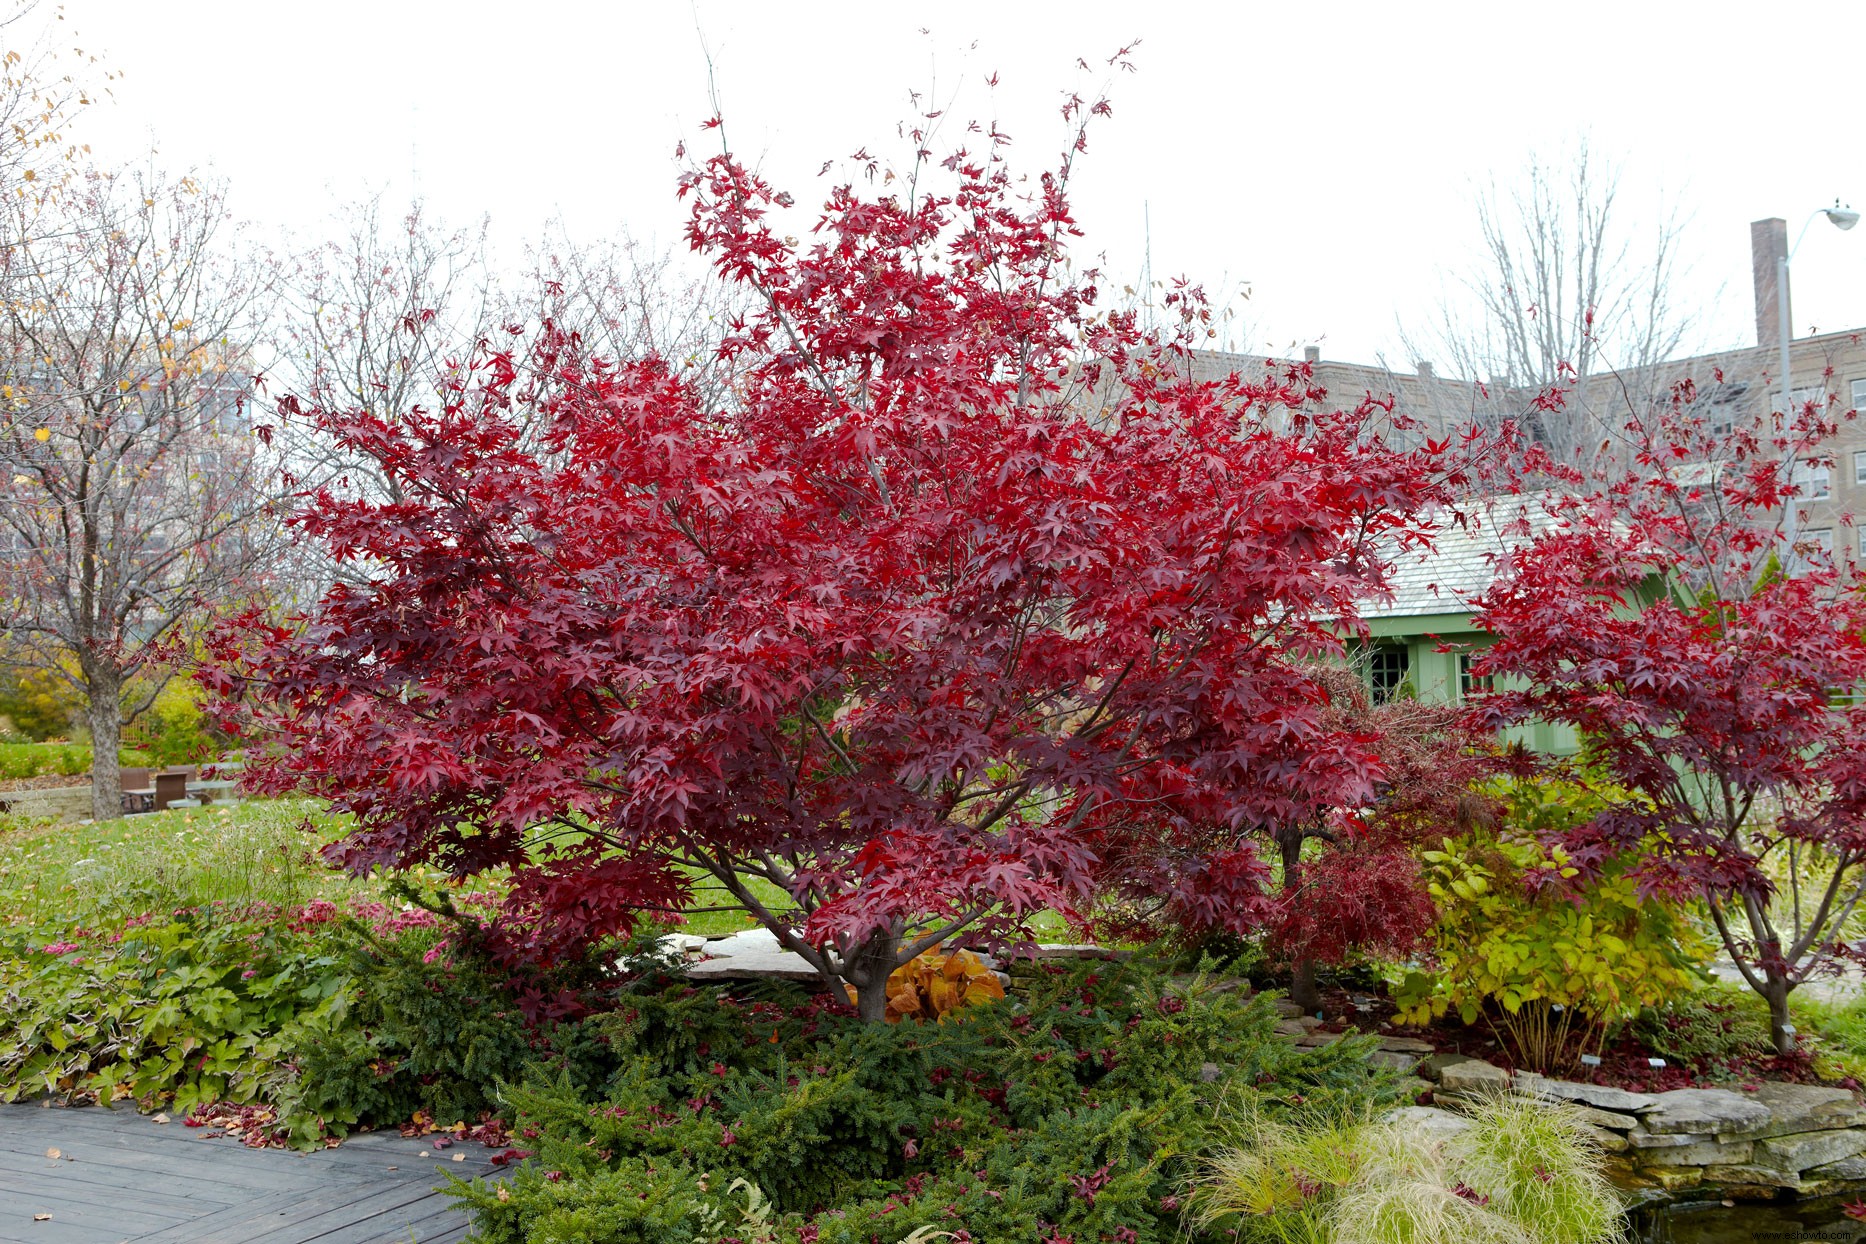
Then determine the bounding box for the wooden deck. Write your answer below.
[0,1103,501,1244]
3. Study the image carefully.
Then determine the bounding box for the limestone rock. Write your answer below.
[1624,1128,1699,1150]
[1753,1127,1866,1173]
[1745,1082,1866,1139]
[1272,999,1306,1018]
[1563,1103,1641,1132]
[1382,1106,1474,1143]
[1635,1088,1773,1138]
[685,928,825,983]
[1024,943,1126,961]
[1637,1165,1707,1192]
[1807,1154,1866,1181]
[1272,1019,1310,1038]
[1583,1124,1629,1153]
[1634,1137,1753,1167]
[1435,1058,1511,1098]
[1416,1052,1474,1083]
[1295,1029,1345,1047]
[1374,1036,1436,1055]
[1367,1050,1423,1073]
[1510,1073,1658,1115]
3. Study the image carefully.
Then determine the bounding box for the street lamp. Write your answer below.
[1780,202,1859,562]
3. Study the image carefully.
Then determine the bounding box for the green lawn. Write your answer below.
[0,799,394,928]
[0,798,1077,943]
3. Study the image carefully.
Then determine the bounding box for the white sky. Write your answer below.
[35,0,1866,370]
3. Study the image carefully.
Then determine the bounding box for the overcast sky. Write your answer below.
[37,0,1866,370]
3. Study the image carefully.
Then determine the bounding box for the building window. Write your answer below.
[1795,463,1831,500]
[1852,378,1866,414]
[1458,652,1493,698]
[1367,645,1411,704]
[1854,449,1866,487]
[1780,385,1827,415]
[1804,528,1834,556]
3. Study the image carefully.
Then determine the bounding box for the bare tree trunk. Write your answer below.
[1279,826,1320,1013]
[87,665,121,822]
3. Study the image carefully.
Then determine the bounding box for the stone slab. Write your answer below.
[1416,1052,1474,1083]
[1635,1088,1773,1138]
[1634,1138,1753,1167]
[1374,1036,1436,1055]
[1382,1106,1474,1143]
[1437,1058,1511,1097]
[1637,1165,1708,1192]
[1511,1073,1658,1115]
[1367,1050,1423,1073]
[1745,1082,1866,1139]
[1808,1154,1866,1181]
[1753,1127,1866,1173]
[1583,1125,1630,1153]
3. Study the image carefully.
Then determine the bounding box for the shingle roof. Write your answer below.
[1365,496,1570,620]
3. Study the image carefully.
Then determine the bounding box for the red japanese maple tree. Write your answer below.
[1472,379,1866,1053]
[212,102,1472,1018]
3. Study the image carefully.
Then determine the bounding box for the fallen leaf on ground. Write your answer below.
[33,1213,51,1221]
[152,1113,170,1124]
[44,1148,59,1160]
[452,1153,465,1162]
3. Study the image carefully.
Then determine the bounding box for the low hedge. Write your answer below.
[0,742,155,780]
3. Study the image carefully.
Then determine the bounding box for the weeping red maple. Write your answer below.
[210,104,1472,1019]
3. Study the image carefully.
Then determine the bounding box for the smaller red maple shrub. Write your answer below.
[1473,375,1866,1053]
[211,93,1483,1018]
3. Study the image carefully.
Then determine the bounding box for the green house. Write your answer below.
[1355,504,1581,756]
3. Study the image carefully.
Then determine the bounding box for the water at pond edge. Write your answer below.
[1635,1193,1866,1242]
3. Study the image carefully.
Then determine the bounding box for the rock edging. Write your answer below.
[1421,1057,1866,1203]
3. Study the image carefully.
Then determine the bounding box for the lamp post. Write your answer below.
[1779,202,1859,563]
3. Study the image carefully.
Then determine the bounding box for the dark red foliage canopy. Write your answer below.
[1472,379,1866,1050]
[211,110,1471,1011]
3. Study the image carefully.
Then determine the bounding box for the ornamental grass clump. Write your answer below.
[1191,1099,1625,1244]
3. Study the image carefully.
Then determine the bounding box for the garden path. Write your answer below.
[0,1103,501,1244]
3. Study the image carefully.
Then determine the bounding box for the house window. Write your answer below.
[1852,378,1866,414]
[1795,462,1831,500]
[1804,528,1834,556]
[1368,645,1411,704]
[1854,449,1866,487]
[1458,652,1493,698]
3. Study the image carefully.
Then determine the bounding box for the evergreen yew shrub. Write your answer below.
[449,957,1411,1244]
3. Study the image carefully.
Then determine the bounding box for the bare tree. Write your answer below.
[1409,143,1701,468]
[0,165,273,818]
[0,1,115,208]
[265,195,497,600]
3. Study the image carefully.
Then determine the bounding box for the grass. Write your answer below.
[0,799,1080,950]
[1193,1099,1625,1244]
[0,799,400,928]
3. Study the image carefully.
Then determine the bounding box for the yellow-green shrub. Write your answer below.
[1394,777,1710,1071]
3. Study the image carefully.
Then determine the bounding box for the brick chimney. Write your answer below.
[1302,345,1321,363]
[1752,217,1790,347]
[1414,361,1434,380]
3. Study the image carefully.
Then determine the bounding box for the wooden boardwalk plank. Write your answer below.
[0,1163,227,1217]
[0,1105,498,1244]
[0,1183,180,1235]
